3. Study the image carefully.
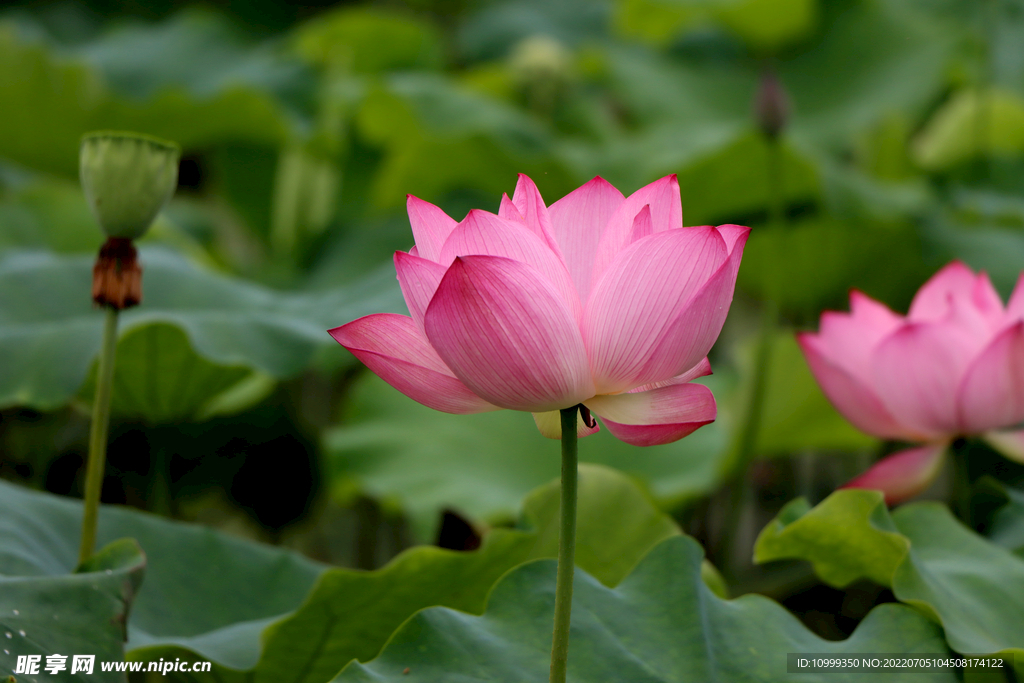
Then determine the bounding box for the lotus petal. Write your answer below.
[586,382,716,447]
[424,255,594,412]
[329,314,497,414]
[840,443,948,505]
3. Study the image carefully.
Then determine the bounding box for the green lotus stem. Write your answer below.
[717,135,784,576]
[549,405,579,683]
[78,307,119,566]
[951,439,973,529]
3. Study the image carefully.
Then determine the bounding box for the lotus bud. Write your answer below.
[753,70,790,140]
[80,131,180,240]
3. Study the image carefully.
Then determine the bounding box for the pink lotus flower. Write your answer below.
[798,262,1024,503]
[330,174,749,446]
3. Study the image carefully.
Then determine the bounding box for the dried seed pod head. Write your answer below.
[80,131,180,240]
[92,237,142,309]
[753,70,790,140]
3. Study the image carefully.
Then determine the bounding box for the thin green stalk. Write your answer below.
[766,136,785,229]
[549,405,579,683]
[718,299,777,577]
[951,439,973,529]
[78,306,119,566]
[717,135,784,577]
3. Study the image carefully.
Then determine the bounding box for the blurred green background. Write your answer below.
[2,0,1024,639]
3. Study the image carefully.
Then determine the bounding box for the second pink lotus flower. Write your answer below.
[800,262,1024,503]
[331,174,749,446]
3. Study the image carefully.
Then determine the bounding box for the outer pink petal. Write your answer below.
[957,321,1024,432]
[547,176,624,304]
[983,429,1024,464]
[394,250,447,334]
[871,321,978,437]
[439,209,582,321]
[634,226,749,389]
[798,332,910,440]
[591,174,683,287]
[583,226,729,394]
[511,174,562,254]
[586,382,716,447]
[329,313,498,414]
[423,255,594,412]
[840,443,948,505]
[407,195,458,263]
[532,410,602,439]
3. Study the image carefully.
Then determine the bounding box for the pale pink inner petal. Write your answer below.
[511,174,562,255]
[590,175,682,286]
[629,205,653,242]
[798,333,911,440]
[907,262,1004,335]
[629,357,712,393]
[815,292,903,379]
[329,313,498,414]
[407,195,458,263]
[547,176,624,303]
[532,410,602,439]
[498,193,523,221]
[907,261,977,322]
[715,223,749,251]
[424,255,594,412]
[586,382,716,447]
[583,226,729,394]
[957,321,1024,433]
[871,321,978,437]
[439,208,582,321]
[840,443,948,505]
[983,429,1024,464]
[394,250,447,334]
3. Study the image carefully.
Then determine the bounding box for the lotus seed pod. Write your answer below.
[80,132,180,240]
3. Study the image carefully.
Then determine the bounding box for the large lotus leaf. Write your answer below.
[0,247,403,410]
[675,132,820,226]
[755,490,1024,662]
[780,1,953,148]
[73,9,308,103]
[0,479,325,671]
[0,23,289,178]
[292,7,443,72]
[335,535,956,683]
[0,175,240,264]
[557,46,753,191]
[457,0,609,62]
[326,372,728,541]
[0,538,146,683]
[76,323,258,424]
[615,0,817,50]
[252,464,682,683]
[356,73,575,207]
[754,490,908,587]
[914,89,1024,170]
[987,485,1024,556]
[0,466,689,682]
